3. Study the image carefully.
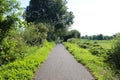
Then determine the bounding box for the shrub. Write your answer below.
[77,41,107,56]
[108,34,120,69]
[0,29,26,65]
[0,42,54,80]
[89,46,107,55]
[22,23,48,46]
[79,42,92,49]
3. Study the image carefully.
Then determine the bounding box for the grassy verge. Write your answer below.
[64,42,119,80]
[0,42,54,80]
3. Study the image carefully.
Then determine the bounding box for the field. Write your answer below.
[80,39,113,49]
[64,39,120,80]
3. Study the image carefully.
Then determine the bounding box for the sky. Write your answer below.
[20,0,120,36]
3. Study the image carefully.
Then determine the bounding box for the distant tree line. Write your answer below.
[81,34,114,40]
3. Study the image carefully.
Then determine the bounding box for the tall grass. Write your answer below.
[0,42,54,80]
[64,42,119,80]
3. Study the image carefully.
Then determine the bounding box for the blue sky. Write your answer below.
[19,0,120,36]
[19,0,30,8]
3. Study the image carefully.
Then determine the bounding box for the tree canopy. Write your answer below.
[64,29,81,41]
[0,0,26,65]
[25,0,74,41]
[0,0,21,42]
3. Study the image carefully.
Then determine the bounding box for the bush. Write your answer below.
[108,34,120,69]
[22,23,48,46]
[89,46,107,55]
[67,38,81,44]
[63,30,81,41]
[77,41,107,56]
[79,42,92,49]
[0,29,26,65]
[0,42,54,80]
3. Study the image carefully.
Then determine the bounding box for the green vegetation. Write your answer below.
[108,34,120,70]
[78,39,112,49]
[0,42,54,80]
[63,30,81,41]
[64,39,120,80]
[0,0,73,67]
[25,0,74,41]
[0,0,74,65]
[22,22,49,46]
[94,40,113,49]
[1,0,120,80]
[81,34,113,40]
[1,0,74,79]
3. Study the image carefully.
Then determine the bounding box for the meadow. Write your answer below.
[78,39,113,49]
[64,39,120,80]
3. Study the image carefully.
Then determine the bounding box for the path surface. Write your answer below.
[34,44,94,80]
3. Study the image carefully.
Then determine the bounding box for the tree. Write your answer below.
[81,34,113,40]
[97,34,103,40]
[22,23,48,45]
[0,28,26,65]
[0,0,27,65]
[0,0,21,42]
[64,29,81,41]
[70,30,81,38]
[25,0,74,41]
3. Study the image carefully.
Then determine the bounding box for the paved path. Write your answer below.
[34,44,94,80]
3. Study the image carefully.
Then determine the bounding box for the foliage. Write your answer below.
[0,0,22,42]
[67,38,111,58]
[0,42,54,80]
[89,46,107,55]
[95,40,113,49]
[22,22,48,46]
[67,38,112,49]
[0,0,28,65]
[64,42,120,80]
[81,34,113,40]
[108,34,120,69]
[0,0,51,67]
[79,42,92,49]
[25,0,74,25]
[64,30,81,41]
[67,38,80,43]
[25,0,74,41]
[0,28,27,65]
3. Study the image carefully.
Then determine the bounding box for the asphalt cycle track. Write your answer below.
[34,44,94,80]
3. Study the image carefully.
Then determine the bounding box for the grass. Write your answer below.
[91,40,113,49]
[0,42,54,80]
[64,42,119,80]
[80,39,113,49]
